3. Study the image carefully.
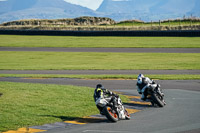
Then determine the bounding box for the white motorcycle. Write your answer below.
[95,96,130,122]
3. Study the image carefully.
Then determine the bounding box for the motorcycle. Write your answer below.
[146,84,166,107]
[95,96,130,122]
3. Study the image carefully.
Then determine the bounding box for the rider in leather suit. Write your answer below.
[136,74,157,101]
[94,84,118,114]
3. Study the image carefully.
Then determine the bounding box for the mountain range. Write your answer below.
[97,0,200,21]
[0,0,96,24]
[0,0,200,24]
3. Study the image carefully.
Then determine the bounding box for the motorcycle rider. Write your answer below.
[94,84,118,114]
[136,74,157,101]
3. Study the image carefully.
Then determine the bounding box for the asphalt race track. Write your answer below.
[1,47,200,133]
[0,77,200,91]
[45,89,200,133]
[0,47,200,53]
[0,77,200,133]
[0,70,200,75]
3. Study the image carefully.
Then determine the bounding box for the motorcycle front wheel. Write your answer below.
[103,106,119,122]
[151,93,165,107]
[125,109,131,120]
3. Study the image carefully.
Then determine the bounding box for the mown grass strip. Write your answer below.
[0,52,199,70]
[0,82,128,132]
[0,35,200,48]
[0,74,200,80]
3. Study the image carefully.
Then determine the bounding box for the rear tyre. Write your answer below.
[151,93,165,107]
[103,106,118,122]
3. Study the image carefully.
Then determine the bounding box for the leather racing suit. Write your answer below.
[136,77,157,100]
[94,84,118,113]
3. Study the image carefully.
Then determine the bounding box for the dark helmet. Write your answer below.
[96,84,104,89]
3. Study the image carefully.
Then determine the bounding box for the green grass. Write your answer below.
[0,74,200,80]
[0,35,200,48]
[0,51,199,70]
[115,20,200,26]
[0,82,128,132]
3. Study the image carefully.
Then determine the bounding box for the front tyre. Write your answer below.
[151,93,165,107]
[124,109,131,120]
[103,106,119,122]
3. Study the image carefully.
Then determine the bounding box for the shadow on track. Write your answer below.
[39,115,108,124]
[123,102,152,108]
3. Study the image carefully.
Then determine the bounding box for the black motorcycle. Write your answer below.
[146,84,166,107]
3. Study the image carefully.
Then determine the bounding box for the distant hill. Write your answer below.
[150,0,196,14]
[190,0,200,13]
[0,0,96,24]
[97,0,200,21]
[0,0,200,23]
[97,0,159,13]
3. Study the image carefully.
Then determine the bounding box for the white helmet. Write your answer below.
[137,74,144,84]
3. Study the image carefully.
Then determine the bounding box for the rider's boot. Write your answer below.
[141,93,147,101]
[100,111,105,115]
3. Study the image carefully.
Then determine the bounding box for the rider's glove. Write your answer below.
[115,94,119,98]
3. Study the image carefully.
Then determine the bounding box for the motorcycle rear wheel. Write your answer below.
[103,106,119,122]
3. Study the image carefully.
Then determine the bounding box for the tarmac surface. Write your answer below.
[0,77,199,92]
[0,47,200,53]
[0,70,200,75]
[45,89,200,133]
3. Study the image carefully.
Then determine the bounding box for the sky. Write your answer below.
[64,0,103,10]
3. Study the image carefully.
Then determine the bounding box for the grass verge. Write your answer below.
[0,52,199,70]
[0,35,200,48]
[0,74,200,80]
[0,82,128,132]
[115,21,200,26]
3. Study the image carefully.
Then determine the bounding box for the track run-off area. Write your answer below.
[0,39,200,133]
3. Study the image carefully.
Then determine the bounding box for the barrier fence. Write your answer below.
[0,30,200,37]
